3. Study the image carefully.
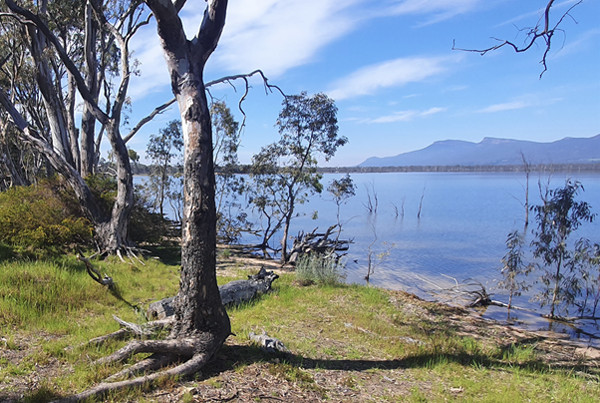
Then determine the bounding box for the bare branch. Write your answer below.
[206,69,286,131]
[453,1,583,77]
[123,98,177,143]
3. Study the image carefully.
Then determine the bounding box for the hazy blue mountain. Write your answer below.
[359,134,600,167]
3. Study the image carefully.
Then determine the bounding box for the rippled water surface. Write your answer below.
[140,171,600,341]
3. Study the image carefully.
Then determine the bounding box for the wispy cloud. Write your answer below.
[327,56,461,100]
[368,107,447,123]
[477,96,562,113]
[129,0,479,100]
[384,0,482,25]
[495,0,582,28]
[477,101,530,113]
[208,0,363,77]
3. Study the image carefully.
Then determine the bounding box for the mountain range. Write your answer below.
[358,135,600,167]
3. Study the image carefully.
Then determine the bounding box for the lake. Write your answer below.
[139,171,600,341]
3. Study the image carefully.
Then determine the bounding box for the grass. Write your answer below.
[0,252,599,402]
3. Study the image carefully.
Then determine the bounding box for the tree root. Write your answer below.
[68,318,173,351]
[54,329,225,402]
[94,338,197,365]
[104,353,177,382]
[52,349,214,403]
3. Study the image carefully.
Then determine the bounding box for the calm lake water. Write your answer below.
[139,171,600,341]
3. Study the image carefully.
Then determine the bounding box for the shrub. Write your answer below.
[295,253,346,286]
[0,179,93,257]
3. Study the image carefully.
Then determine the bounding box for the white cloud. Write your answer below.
[207,0,363,77]
[477,101,530,113]
[128,0,480,100]
[385,0,482,24]
[477,95,563,113]
[369,107,447,123]
[327,56,461,100]
[128,26,170,101]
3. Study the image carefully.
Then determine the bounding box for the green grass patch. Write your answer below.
[1,256,598,402]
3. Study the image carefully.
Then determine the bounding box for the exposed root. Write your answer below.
[52,351,213,403]
[104,353,177,382]
[55,327,225,402]
[69,318,173,350]
[94,338,198,365]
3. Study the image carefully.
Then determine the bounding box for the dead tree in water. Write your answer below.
[288,224,352,265]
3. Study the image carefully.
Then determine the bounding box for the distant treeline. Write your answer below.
[130,162,600,176]
[317,163,600,174]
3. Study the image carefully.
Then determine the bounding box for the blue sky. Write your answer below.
[123,0,600,166]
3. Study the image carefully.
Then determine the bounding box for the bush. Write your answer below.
[295,253,346,286]
[129,183,177,244]
[0,179,93,258]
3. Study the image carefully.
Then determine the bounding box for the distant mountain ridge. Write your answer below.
[358,135,600,167]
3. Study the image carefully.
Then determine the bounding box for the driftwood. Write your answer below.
[248,330,291,354]
[147,267,279,320]
[288,224,352,264]
[417,275,536,312]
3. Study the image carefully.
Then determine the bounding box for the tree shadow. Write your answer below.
[200,336,598,381]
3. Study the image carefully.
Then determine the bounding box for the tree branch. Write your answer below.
[124,98,177,144]
[3,0,109,124]
[453,0,583,78]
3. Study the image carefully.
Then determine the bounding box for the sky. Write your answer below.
[122,0,600,167]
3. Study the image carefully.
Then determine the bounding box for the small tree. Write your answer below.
[572,239,600,317]
[145,120,183,218]
[531,180,596,317]
[498,230,533,310]
[249,92,347,262]
[327,174,356,229]
[211,100,250,243]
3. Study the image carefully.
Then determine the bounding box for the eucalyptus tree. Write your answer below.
[0,0,154,252]
[249,92,346,262]
[211,100,249,243]
[145,120,183,218]
[327,174,355,229]
[531,180,596,317]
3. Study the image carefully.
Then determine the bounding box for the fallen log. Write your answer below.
[249,330,291,354]
[147,267,279,320]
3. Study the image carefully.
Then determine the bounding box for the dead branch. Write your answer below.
[419,274,535,312]
[542,314,600,322]
[123,98,177,144]
[205,69,286,132]
[248,330,291,354]
[453,0,584,77]
[287,224,352,264]
[77,255,114,289]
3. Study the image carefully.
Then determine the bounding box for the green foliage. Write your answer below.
[85,174,118,216]
[572,239,600,316]
[249,92,347,257]
[144,120,184,218]
[211,101,251,244]
[295,253,346,286]
[327,173,356,226]
[497,230,533,308]
[129,184,175,244]
[0,180,93,257]
[531,180,596,317]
